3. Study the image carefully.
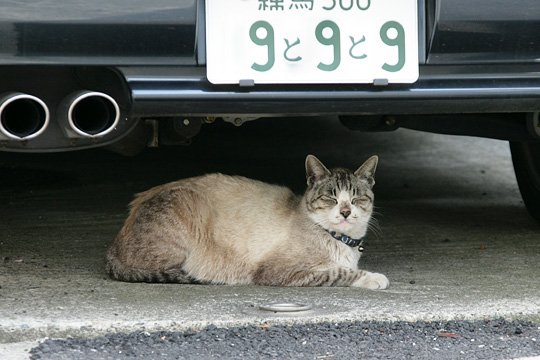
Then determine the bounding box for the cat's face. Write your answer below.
[304,155,378,239]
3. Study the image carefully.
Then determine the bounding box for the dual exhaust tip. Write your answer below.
[0,91,120,141]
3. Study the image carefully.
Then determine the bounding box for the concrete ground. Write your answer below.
[0,116,539,357]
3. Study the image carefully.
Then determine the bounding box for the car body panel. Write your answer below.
[2,0,539,66]
[0,0,198,65]
[427,0,540,64]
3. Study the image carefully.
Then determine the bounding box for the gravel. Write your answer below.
[29,319,540,359]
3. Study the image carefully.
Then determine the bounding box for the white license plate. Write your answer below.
[205,0,419,85]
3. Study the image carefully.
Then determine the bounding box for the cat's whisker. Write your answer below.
[315,221,331,230]
[370,208,384,218]
[367,218,383,241]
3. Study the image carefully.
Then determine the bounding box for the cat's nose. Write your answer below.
[340,208,351,218]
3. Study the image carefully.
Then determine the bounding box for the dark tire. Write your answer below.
[510,141,540,223]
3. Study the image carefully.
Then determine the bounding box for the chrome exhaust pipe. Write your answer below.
[0,93,50,140]
[61,91,120,138]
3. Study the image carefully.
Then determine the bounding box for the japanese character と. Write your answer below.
[349,35,367,59]
[284,38,302,62]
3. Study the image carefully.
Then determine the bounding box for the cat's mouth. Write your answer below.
[336,219,354,227]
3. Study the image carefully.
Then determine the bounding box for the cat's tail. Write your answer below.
[105,253,196,284]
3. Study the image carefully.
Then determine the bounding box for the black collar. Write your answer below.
[326,230,365,253]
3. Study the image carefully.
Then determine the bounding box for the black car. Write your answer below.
[0,0,539,222]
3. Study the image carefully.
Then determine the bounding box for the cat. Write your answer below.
[106,155,389,289]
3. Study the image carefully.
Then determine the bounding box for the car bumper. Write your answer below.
[124,64,540,117]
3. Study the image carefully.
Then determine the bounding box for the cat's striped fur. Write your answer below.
[106,155,389,289]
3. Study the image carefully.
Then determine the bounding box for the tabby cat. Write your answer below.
[106,155,389,289]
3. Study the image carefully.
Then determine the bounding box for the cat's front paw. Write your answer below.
[353,272,389,290]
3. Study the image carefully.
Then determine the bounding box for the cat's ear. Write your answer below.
[354,155,378,187]
[305,155,331,185]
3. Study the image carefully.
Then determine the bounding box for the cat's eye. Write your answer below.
[353,196,371,207]
[319,195,338,205]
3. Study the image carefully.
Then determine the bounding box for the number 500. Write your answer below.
[323,0,371,11]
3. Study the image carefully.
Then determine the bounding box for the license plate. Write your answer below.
[205,0,419,85]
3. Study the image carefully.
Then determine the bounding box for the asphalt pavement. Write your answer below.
[1,116,539,359]
[28,319,540,360]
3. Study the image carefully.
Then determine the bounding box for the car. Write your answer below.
[0,0,539,222]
